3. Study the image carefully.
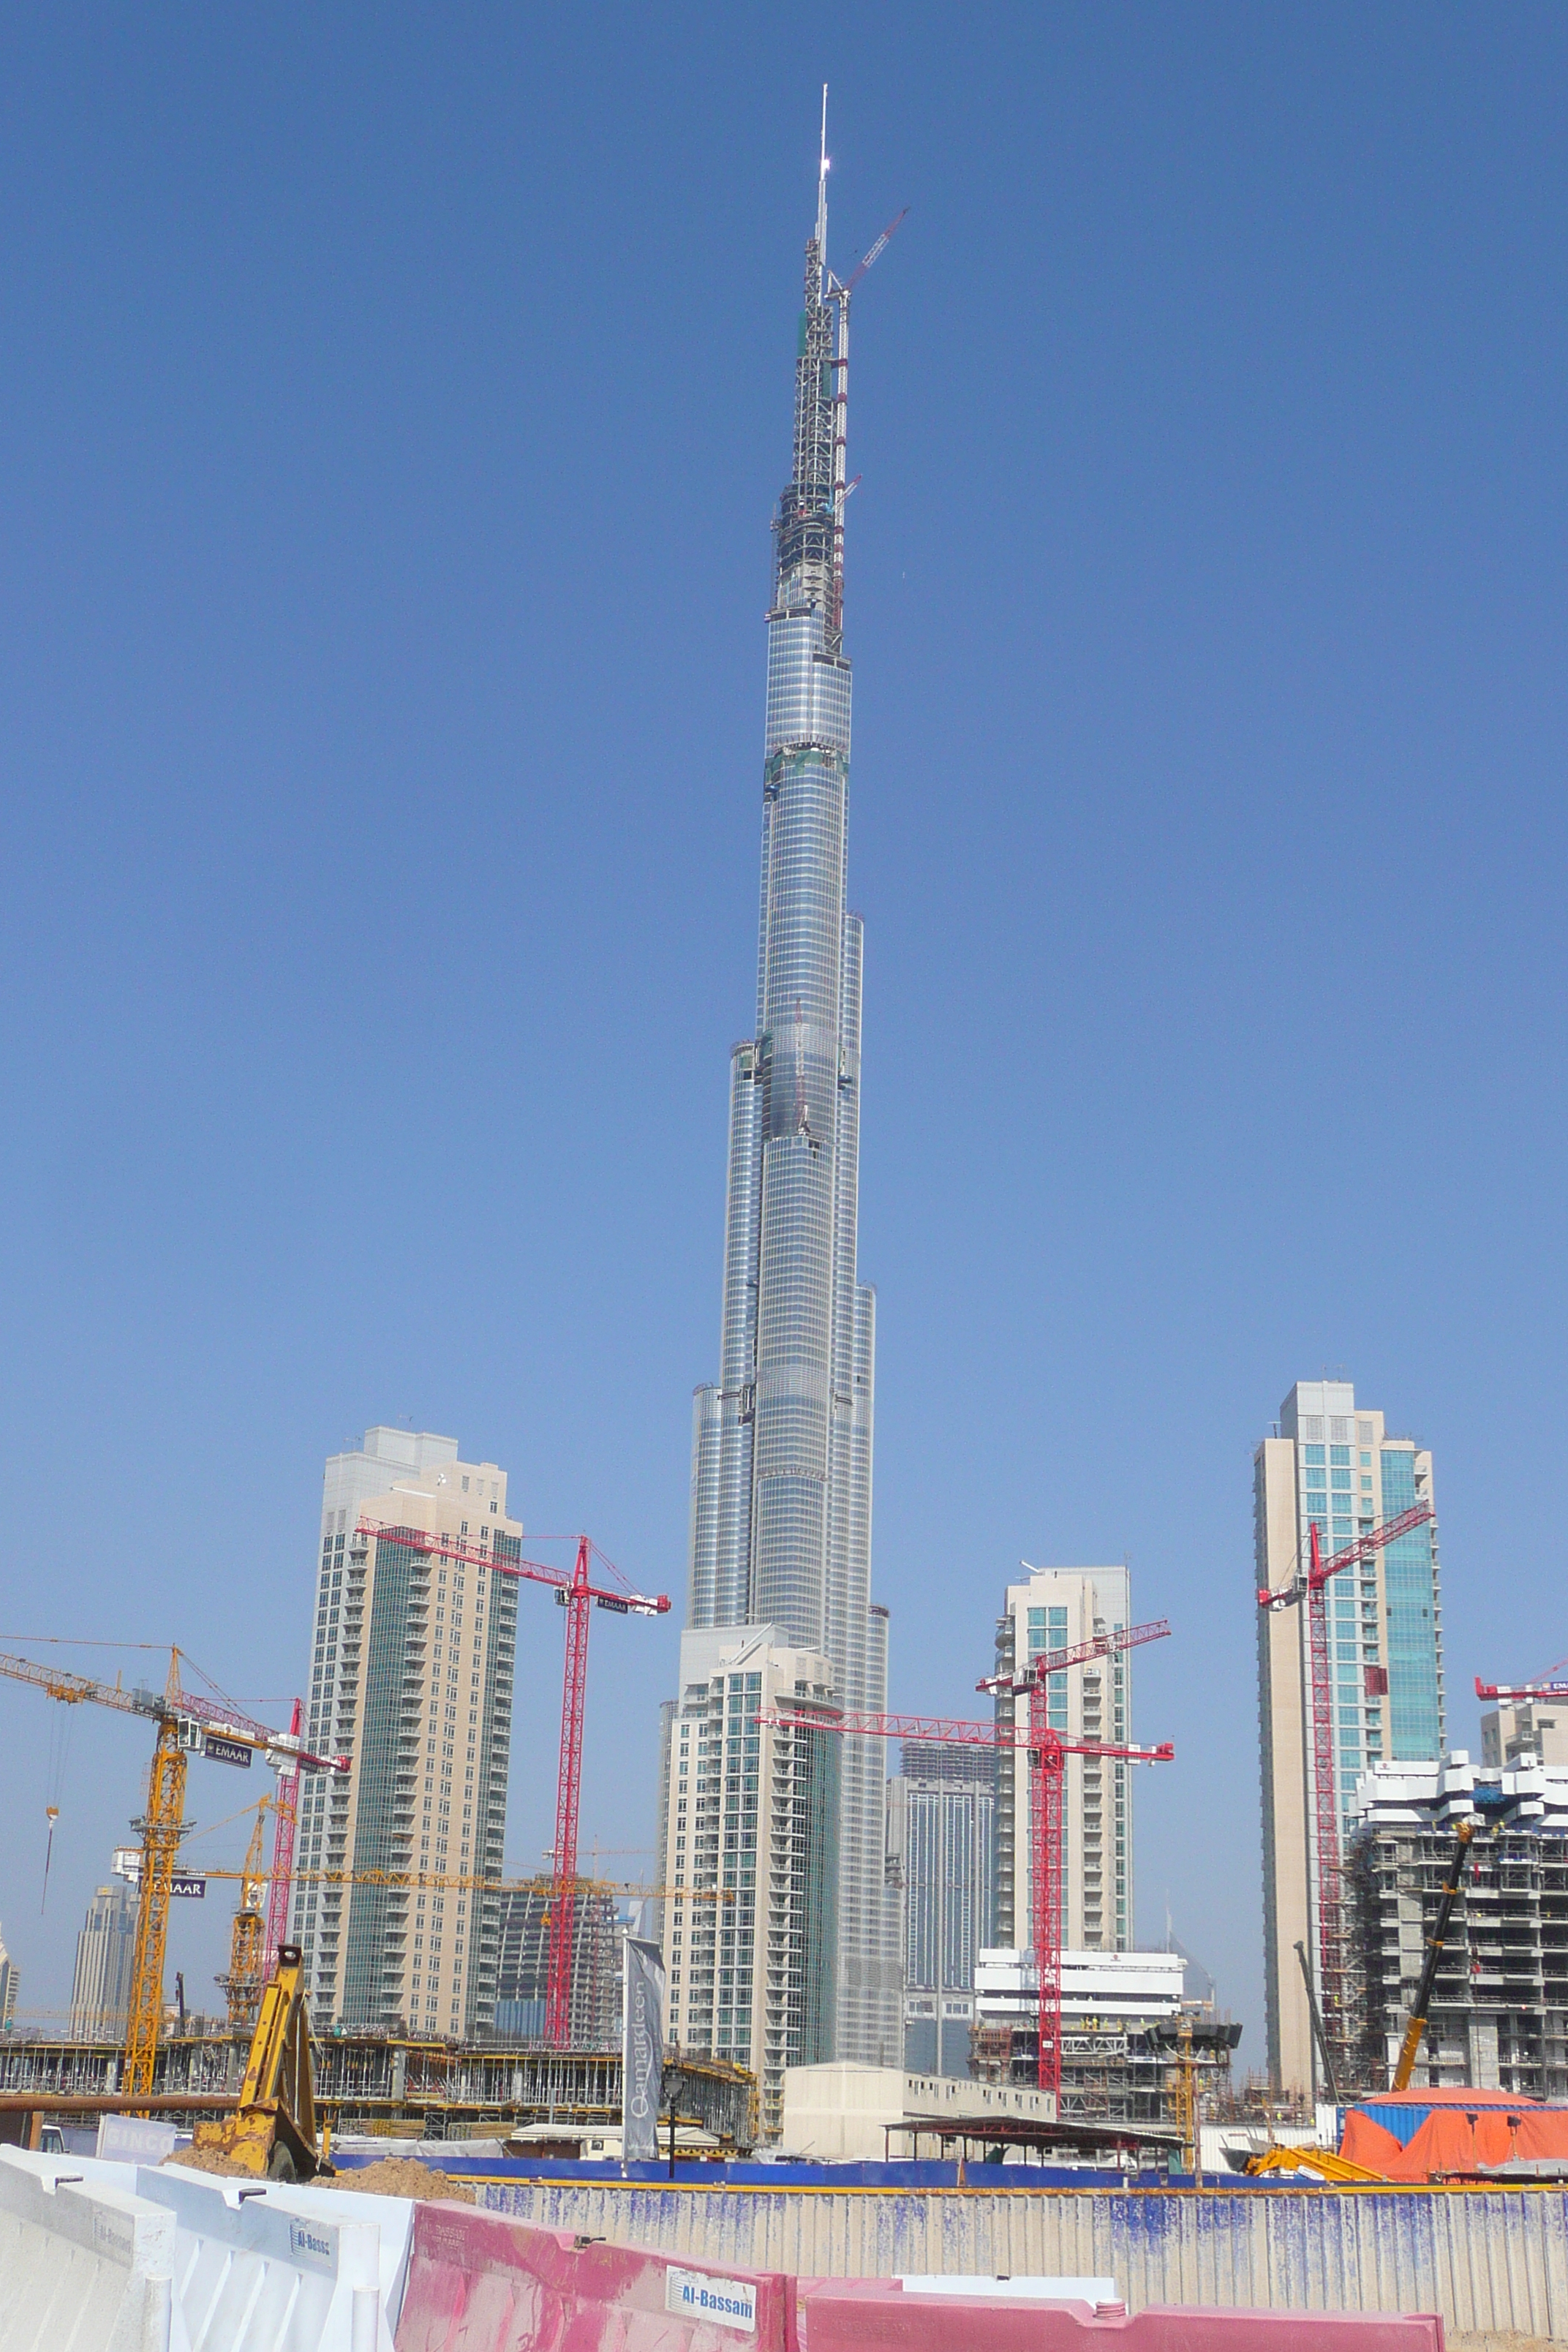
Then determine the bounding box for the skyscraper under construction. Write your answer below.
[661,121,902,2075]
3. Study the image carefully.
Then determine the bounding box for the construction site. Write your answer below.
[0,1493,758,2159]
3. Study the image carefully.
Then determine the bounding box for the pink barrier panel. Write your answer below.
[395,2201,794,2352]
[395,2202,1444,2352]
[800,2280,1444,2352]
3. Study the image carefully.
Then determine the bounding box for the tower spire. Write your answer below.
[817,84,829,283]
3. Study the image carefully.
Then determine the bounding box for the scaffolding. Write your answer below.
[0,2029,756,2146]
[970,2013,1239,2128]
[1351,1820,1568,2097]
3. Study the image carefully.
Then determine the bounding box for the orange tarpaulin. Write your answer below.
[1338,2111,1406,2174]
[1341,2098,1568,2181]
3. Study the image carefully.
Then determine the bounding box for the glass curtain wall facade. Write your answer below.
[1256,1378,1444,2096]
[680,152,899,2065]
[889,1743,996,2076]
[69,1878,139,2041]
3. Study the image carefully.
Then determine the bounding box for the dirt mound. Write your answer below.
[165,2147,474,2201]
[164,2146,257,2179]
[320,2157,476,2203]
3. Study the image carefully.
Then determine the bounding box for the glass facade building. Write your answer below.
[1256,1379,1444,2096]
[889,1742,996,2077]
[494,1878,620,2048]
[677,159,900,2067]
[657,1627,844,2138]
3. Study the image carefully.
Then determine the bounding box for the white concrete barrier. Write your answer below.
[0,2146,176,2352]
[143,2161,388,2352]
[0,2150,408,2352]
[258,2181,415,2343]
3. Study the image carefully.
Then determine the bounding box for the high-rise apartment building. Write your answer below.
[668,138,900,2065]
[655,1627,842,2139]
[1482,1702,1568,1770]
[992,1567,1134,1958]
[291,1426,519,2038]
[69,1877,138,2040]
[1256,1379,1444,2097]
[886,1744,995,2077]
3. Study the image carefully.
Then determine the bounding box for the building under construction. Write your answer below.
[493,1878,621,2049]
[968,1948,1240,2127]
[0,2027,755,2149]
[1349,1754,1568,2098]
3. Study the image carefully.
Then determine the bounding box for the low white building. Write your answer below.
[780,2062,1057,2160]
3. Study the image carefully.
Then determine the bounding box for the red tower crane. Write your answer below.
[1475,1662,1568,1705]
[979,1617,1174,2098]
[1258,1501,1435,2065]
[767,1618,1174,2103]
[358,1519,668,2046]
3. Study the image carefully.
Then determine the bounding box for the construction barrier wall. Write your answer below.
[478,2176,1568,2342]
[395,2203,1443,2352]
[137,2160,392,2352]
[0,2147,176,2352]
[0,2147,414,2352]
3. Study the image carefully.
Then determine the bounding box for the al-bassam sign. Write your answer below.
[664,2269,757,2334]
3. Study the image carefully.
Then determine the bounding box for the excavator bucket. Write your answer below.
[193,1944,328,2180]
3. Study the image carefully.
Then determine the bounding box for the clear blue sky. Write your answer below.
[1,6,1564,2064]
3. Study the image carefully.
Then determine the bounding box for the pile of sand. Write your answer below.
[317,2157,476,2203]
[164,2146,259,2180]
[165,2147,475,2201]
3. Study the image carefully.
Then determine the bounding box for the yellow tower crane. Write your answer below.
[0,1646,347,2098]
[216,1799,273,2035]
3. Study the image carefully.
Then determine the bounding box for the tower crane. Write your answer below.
[0,1646,346,2096]
[1474,1662,1568,1705]
[216,1798,272,2034]
[1258,1501,1436,2084]
[766,1618,1175,2103]
[357,1519,668,2046]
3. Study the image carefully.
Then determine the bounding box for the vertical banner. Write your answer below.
[621,1930,666,2163]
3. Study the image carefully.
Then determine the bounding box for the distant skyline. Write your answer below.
[1,8,1566,2064]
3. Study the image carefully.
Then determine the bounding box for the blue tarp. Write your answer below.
[329,2149,1240,2191]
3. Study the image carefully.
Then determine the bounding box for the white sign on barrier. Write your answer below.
[666,2266,757,2333]
[97,2116,179,2165]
